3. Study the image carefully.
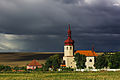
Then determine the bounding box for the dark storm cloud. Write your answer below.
[57,0,84,4]
[0,0,120,52]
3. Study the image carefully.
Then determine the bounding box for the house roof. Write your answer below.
[74,50,98,57]
[27,59,42,66]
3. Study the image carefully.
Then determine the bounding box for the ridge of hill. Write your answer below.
[0,52,64,66]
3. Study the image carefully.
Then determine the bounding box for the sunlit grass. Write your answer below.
[0,71,120,80]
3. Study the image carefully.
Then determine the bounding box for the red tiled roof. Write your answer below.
[64,37,74,46]
[75,50,98,57]
[27,59,41,66]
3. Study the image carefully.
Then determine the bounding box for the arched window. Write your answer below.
[66,47,68,50]
[70,47,72,50]
[89,59,92,62]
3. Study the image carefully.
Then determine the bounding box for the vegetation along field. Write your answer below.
[0,71,120,80]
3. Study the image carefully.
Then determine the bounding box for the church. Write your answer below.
[62,25,98,69]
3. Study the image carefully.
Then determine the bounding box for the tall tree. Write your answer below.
[44,54,62,71]
[74,53,86,69]
[109,52,120,69]
[94,54,108,69]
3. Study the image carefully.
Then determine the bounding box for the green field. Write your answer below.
[0,71,120,80]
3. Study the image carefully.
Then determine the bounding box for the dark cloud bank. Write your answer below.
[0,0,120,52]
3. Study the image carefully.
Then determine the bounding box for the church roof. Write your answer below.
[74,50,98,57]
[27,59,42,66]
[64,37,74,45]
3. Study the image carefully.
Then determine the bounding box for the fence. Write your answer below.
[76,69,120,71]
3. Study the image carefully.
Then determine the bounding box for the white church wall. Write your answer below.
[63,56,76,68]
[85,57,95,69]
[64,45,73,56]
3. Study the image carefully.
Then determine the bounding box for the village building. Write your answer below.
[27,59,42,70]
[62,25,98,69]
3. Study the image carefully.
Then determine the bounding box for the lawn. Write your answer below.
[0,71,120,80]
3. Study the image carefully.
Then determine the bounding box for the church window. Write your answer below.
[89,59,92,62]
[66,47,68,50]
[70,47,72,50]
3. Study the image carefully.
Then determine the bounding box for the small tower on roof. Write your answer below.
[92,45,94,52]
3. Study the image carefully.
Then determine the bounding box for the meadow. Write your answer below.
[0,71,120,80]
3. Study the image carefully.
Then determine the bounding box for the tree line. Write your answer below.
[43,52,120,70]
[95,52,120,69]
[0,52,120,72]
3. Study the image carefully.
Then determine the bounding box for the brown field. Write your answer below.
[0,52,63,66]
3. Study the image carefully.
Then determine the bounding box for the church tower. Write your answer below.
[64,24,74,56]
[63,24,76,68]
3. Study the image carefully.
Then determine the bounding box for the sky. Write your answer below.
[0,0,120,52]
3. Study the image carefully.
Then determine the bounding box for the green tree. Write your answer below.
[0,65,11,71]
[109,52,120,69]
[74,53,86,69]
[0,65,5,71]
[95,52,120,69]
[94,54,108,69]
[44,54,62,71]
[4,66,11,71]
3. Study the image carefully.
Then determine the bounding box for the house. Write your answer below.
[27,59,42,70]
[62,24,98,69]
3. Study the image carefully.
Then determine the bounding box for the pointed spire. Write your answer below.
[67,24,71,38]
[64,24,74,46]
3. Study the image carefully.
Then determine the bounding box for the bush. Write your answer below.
[0,65,11,71]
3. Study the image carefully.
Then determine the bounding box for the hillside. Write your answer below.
[0,52,64,66]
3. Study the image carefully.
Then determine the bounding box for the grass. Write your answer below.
[0,71,120,80]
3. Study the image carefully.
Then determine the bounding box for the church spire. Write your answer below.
[64,24,74,46]
[67,24,71,38]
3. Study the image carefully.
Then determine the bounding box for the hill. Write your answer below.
[0,52,64,67]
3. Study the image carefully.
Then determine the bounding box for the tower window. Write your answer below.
[66,47,68,50]
[70,47,72,50]
[89,59,92,62]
